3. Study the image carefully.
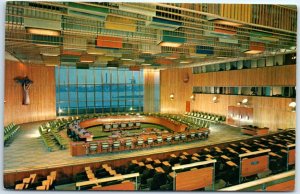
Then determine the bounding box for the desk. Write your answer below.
[182,152,189,156]
[193,153,200,157]
[154,159,161,165]
[241,126,269,136]
[226,161,238,167]
[138,162,145,167]
[145,158,153,163]
[162,161,171,167]
[221,155,231,160]
[146,164,154,170]
[155,167,165,173]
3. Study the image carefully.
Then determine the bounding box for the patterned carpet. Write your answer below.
[4,121,250,173]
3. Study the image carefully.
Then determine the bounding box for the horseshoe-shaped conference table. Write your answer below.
[68,115,209,156]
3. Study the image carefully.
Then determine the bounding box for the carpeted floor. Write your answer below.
[4,121,250,173]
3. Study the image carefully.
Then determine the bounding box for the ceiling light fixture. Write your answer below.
[244,50,263,54]
[27,28,60,36]
[41,53,60,57]
[213,19,243,27]
[159,42,182,47]
[121,58,132,61]
[141,63,151,66]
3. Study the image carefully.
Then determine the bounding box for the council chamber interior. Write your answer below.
[3,2,297,192]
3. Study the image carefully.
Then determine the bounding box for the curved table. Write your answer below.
[79,115,188,133]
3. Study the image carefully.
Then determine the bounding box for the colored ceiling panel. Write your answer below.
[162,31,186,43]
[250,31,273,37]
[155,58,173,65]
[105,15,136,32]
[63,35,87,51]
[96,36,123,49]
[31,35,62,46]
[219,38,239,44]
[214,24,237,35]
[62,50,82,56]
[67,2,109,14]
[146,17,182,31]
[196,46,214,55]
[68,10,106,21]
[119,4,156,17]
[24,18,61,31]
[249,42,265,52]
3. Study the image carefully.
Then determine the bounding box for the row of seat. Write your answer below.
[103,122,141,132]
[4,123,20,145]
[15,171,57,190]
[185,111,226,123]
[38,126,66,152]
[74,129,295,191]
[88,129,210,154]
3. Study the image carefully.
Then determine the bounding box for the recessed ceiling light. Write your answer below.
[180,61,192,64]
[141,63,151,66]
[45,64,58,66]
[159,42,182,47]
[244,50,263,54]
[213,19,243,27]
[41,53,60,57]
[27,28,60,36]
[121,58,132,61]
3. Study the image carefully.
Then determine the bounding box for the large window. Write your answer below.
[56,66,144,116]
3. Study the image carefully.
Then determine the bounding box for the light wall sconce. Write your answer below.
[190,94,195,101]
[238,98,248,106]
[212,96,218,103]
[170,93,175,100]
[242,98,248,105]
[289,102,296,112]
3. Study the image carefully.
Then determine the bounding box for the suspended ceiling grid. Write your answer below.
[5,2,297,69]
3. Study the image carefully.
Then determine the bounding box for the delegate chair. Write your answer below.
[104,124,111,132]
[156,136,163,145]
[147,137,154,147]
[112,123,119,130]
[128,122,134,130]
[101,142,110,152]
[125,139,133,150]
[135,122,141,129]
[136,138,144,148]
[166,136,172,144]
[121,123,127,129]
[180,133,186,142]
[112,141,121,151]
[89,143,98,154]
[174,134,180,142]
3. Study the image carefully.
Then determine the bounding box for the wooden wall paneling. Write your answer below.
[4,60,56,125]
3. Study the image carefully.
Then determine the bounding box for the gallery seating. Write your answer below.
[4,123,20,145]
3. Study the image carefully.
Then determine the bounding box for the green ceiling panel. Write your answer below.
[67,2,109,14]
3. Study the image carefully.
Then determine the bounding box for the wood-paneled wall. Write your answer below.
[160,68,193,113]
[4,60,56,125]
[143,69,160,112]
[160,66,296,131]
[193,65,295,86]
